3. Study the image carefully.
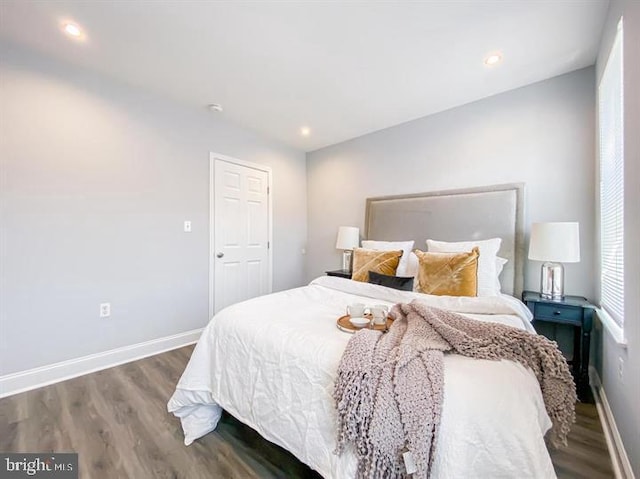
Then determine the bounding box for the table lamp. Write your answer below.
[528,222,580,300]
[335,226,360,272]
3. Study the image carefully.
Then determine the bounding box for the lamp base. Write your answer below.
[540,262,564,300]
[342,250,353,272]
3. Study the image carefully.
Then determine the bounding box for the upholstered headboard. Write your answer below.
[364,183,525,297]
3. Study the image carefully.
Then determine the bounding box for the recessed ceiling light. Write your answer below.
[208,103,223,112]
[300,126,311,137]
[63,22,82,38]
[484,52,503,66]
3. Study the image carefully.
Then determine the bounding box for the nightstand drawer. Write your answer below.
[534,303,582,324]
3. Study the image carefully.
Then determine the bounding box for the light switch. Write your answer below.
[184,221,192,233]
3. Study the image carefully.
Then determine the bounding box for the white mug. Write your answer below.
[346,303,366,318]
[371,305,389,325]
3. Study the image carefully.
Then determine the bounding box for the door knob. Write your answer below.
[216,252,224,258]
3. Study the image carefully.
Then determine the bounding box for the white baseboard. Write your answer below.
[589,366,636,479]
[0,329,203,399]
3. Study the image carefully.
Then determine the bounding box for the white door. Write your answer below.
[212,156,271,314]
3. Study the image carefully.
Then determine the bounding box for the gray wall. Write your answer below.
[0,43,307,375]
[307,68,596,300]
[594,0,640,474]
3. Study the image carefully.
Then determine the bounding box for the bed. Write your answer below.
[168,183,560,478]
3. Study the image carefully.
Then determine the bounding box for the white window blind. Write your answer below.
[599,20,624,326]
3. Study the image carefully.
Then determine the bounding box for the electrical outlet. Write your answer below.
[100,303,111,318]
[184,220,192,232]
[618,357,624,380]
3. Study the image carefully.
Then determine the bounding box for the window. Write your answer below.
[599,19,624,326]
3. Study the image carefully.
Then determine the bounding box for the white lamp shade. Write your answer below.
[335,226,360,250]
[528,222,580,263]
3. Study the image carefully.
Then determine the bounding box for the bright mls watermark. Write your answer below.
[0,453,78,478]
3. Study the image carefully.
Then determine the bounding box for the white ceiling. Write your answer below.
[0,1,609,152]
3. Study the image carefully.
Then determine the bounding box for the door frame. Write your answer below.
[209,152,273,319]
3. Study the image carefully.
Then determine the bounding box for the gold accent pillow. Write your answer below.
[351,248,403,283]
[414,247,479,296]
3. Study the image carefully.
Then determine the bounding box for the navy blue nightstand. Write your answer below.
[522,291,595,402]
[325,269,351,279]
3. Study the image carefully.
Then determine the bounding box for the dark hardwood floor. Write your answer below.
[0,345,614,478]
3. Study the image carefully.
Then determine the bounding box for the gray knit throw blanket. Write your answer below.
[334,301,576,479]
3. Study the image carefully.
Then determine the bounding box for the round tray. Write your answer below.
[336,314,393,334]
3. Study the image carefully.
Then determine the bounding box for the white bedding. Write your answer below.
[168,276,556,478]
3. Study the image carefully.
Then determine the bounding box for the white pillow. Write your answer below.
[494,256,508,294]
[405,252,421,291]
[361,240,415,277]
[405,251,420,278]
[426,238,502,296]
